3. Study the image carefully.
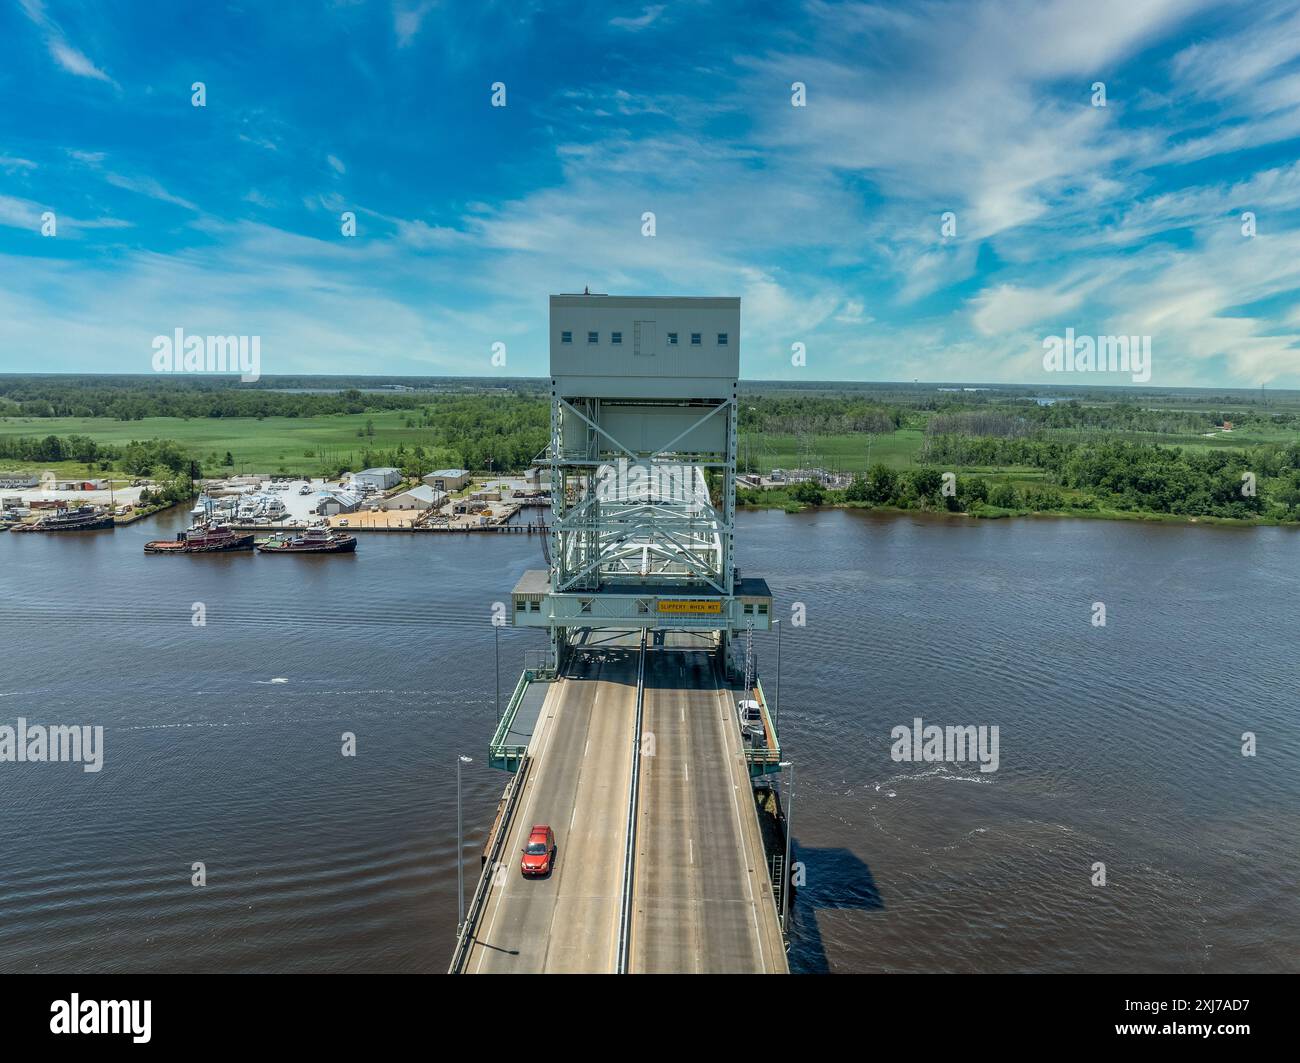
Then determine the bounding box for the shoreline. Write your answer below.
[738,498,1300,529]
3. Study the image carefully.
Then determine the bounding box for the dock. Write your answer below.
[225,520,548,535]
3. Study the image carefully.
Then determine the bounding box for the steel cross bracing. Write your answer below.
[554,468,726,592]
[548,397,736,597]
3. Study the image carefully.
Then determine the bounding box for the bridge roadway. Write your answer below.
[461,639,786,974]
[628,647,787,973]
[465,646,638,973]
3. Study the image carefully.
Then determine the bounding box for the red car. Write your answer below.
[521,824,556,877]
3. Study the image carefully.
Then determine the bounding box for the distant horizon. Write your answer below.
[1,370,1298,398]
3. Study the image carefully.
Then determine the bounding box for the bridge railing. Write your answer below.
[744,678,782,775]
[448,754,532,974]
[488,669,535,772]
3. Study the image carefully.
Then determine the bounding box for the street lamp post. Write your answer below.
[779,759,794,932]
[494,624,501,724]
[456,754,473,935]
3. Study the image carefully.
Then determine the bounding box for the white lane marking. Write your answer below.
[689,837,694,865]
[683,760,689,784]
[609,652,641,973]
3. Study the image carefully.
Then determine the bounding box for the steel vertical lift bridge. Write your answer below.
[453,295,787,974]
[513,294,772,670]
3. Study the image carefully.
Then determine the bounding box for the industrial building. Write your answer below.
[424,468,470,492]
[317,488,362,515]
[381,484,446,511]
[353,467,401,491]
[51,478,109,491]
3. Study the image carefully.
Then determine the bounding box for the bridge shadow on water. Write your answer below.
[787,845,884,974]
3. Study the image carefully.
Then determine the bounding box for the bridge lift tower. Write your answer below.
[511,293,771,673]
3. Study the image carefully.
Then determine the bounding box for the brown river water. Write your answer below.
[0,507,1296,972]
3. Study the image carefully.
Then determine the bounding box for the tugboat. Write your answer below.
[256,525,357,554]
[144,522,255,554]
[9,504,115,532]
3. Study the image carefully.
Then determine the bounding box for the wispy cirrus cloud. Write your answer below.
[0,193,130,234]
[18,0,117,86]
[4,0,1300,385]
[102,173,198,212]
[610,5,665,31]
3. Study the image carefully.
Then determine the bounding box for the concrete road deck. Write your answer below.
[464,648,639,973]
[629,648,788,973]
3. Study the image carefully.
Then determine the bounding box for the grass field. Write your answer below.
[1,417,935,478]
[1046,428,1273,451]
[0,411,459,476]
[741,429,927,473]
[0,411,1281,482]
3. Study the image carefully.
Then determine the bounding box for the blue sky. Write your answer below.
[3,0,1300,386]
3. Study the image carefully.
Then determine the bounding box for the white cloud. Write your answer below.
[394,1,436,47]
[19,0,117,86]
[834,300,872,325]
[0,193,130,234]
[104,173,197,211]
[970,283,1091,337]
[49,40,113,83]
[610,5,665,31]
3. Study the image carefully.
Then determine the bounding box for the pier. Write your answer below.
[225,519,548,535]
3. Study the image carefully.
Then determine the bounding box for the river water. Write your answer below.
[0,507,1296,973]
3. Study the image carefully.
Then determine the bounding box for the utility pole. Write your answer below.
[456,755,473,935]
[779,759,794,931]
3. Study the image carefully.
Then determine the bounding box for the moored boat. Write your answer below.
[144,522,255,554]
[9,504,115,532]
[256,525,357,554]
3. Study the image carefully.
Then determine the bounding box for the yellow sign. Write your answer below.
[657,599,722,615]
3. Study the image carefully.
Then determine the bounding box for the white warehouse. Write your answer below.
[353,467,401,490]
